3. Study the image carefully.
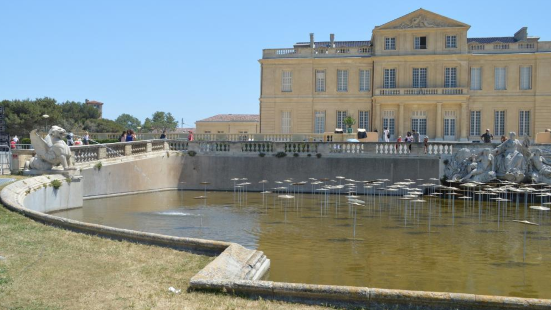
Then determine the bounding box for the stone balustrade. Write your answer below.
[377,87,468,96]
[172,141,497,157]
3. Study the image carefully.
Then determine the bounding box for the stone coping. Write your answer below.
[2,170,551,309]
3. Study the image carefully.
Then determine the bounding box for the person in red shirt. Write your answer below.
[10,139,16,149]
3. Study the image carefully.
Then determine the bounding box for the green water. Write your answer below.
[51,190,551,299]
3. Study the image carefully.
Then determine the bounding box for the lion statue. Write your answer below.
[26,126,76,171]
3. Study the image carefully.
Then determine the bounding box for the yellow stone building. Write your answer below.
[195,114,259,134]
[259,9,551,141]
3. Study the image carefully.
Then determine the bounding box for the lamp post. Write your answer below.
[42,114,49,133]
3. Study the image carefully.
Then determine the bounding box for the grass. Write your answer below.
[0,177,328,310]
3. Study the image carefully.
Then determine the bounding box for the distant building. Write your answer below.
[85,99,103,119]
[260,8,551,141]
[195,114,259,134]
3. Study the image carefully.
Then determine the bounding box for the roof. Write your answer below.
[86,100,104,105]
[295,41,370,48]
[468,37,517,44]
[196,114,260,123]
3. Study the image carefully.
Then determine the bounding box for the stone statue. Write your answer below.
[492,132,530,183]
[26,126,76,171]
[442,131,551,184]
[445,148,472,181]
[461,148,496,183]
[529,148,551,183]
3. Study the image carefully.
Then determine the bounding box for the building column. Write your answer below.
[374,103,381,132]
[399,103,405,138]
[460,102,469,141]
[435,102,443,141]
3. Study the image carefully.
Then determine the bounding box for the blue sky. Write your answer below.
[2,0,550,127]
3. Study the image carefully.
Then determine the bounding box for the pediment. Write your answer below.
[376,9,470,30]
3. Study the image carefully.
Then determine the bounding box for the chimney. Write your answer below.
[309,33,314,48]
[330,34,335,48]
[514,27,528,41]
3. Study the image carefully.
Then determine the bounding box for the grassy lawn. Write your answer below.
[0,177,326,310]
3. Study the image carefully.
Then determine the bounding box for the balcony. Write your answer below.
[263,47,372,59]
[376,88,468,96]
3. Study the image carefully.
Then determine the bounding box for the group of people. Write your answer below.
[480,129,509,144]
[66,131,90,146]
[120,130,137,142]
[382,128,429,153]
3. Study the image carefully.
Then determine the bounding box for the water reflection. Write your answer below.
[51,190,551,298]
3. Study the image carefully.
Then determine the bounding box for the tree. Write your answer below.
[1,97,62,137]
[142,111,178,132]
[115,113,142,131]
[83,119,125,133]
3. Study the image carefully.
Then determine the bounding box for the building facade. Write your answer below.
[195,114,259,134]
[259,9,551,141]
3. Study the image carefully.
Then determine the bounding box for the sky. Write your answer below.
[1,0,550,127]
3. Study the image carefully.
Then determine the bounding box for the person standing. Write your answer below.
[383,127,390,142]
[82,131,90,145]
[120,131,127,142]
[481,129,493,143]
[126,129,135,142]
[413,129,420,143]
[66,131,74,146]
[12,135,18,144]
[160,130,167,139]
[423,136,429,154]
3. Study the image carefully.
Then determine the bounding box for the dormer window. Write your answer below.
[414,36,427,49]
[446,35,457,48]
[385,37,396,50]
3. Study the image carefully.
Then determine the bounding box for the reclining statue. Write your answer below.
[26,126,76,171]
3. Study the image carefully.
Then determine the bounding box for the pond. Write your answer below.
[51,190,551,298]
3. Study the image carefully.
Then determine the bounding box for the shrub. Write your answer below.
[21,138,31,144]
[275,152,287,158]
[307,153,312,157]
[65,177,72,183]
[316,153,322,158]
[259,152,266,157]
[188,150,197,157]
[93,139,120,144]
[293,153,299,157]
[50,179,62,190]
[94,161,103,170]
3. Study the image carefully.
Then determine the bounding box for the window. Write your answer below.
[315,70,326,92]
[359,70,370,92]
[446,35,457,48]
[495,67,507,90]
[385,37,396,50]
[337,70,348,92]
[217,131,224,134]
[470,111,481,136]
[383,110,395,138]
[519,111,530,136]
[337,48,349,54]
[494,44,509,50]
[336,111,347,129]
[445,67,457,88]
[520,66,532,90]
[204,131,211,134]
[470,67,482,90]
[281,111,291,133]
[414,36,427,49]
[412,68,427,88]
[358,111,369,130]
[411,111,427,136]
[358,47,370,53]
[494,111,506,136]
[314,111,326,133]
[444,111,456,139]
[470,45,485,50]
[519,43,535,49]
[281,71,292,92]
[383,69,396,88]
